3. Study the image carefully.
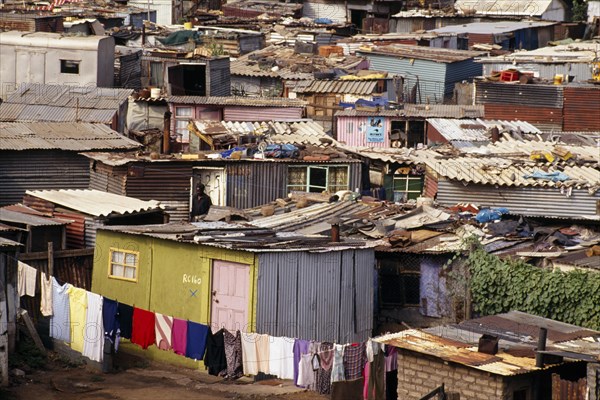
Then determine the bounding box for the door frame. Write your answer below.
[209,259,251,332]
[192,167,227,208]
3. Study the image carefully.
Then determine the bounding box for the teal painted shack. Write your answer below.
[358,45,484,104]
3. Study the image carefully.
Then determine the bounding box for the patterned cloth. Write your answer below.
[224,329,243,379]
[316,342,334,395]
[343,342,366,381]
[331,344,345,383]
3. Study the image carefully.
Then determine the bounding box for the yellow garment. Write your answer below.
[67,286,88,353]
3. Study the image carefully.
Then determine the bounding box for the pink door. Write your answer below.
[211,260,250,332]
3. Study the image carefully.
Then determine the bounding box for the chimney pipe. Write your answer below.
[535,327,548,368]
[163,111,171,155]
[331,223,340,243]
[491,126,500,143]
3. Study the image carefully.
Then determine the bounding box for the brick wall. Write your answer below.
[397,349,509,400]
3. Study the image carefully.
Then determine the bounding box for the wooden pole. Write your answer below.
[47,242,53,277]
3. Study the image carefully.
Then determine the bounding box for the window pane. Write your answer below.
[403,274,421,305]
[288,167,307,187]
[150,62,163,88]
[111,263,124,277]
[308,167,327,191]
[175,107,193,117]
[407,178,423,192]
[111,251,124,263]
[125,253,137,266]
[393,177,408,191]
[327,167,348,191]
[124,266,136,279]
[61,60,80,74]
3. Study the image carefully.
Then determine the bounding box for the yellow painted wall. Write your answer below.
[92,229,259,368]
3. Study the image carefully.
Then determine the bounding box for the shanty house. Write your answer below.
[0,84,133,133]
[0,205,70,252]
[419,139,600,220]
[0,122,141,206]
[357,45,483,104]
[85,151,361,221]
[0,12,64,33]
[454,0,569,21]
[0,31,115,98]
[126,0,182,25]
[91,223,375,365]
[376,311,600,400]
[22,189,166,248]
[335,104,484,147]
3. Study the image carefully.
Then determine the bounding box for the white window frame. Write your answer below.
[174,106,193,143]
[393,173,423,201]
[288,165,349,193]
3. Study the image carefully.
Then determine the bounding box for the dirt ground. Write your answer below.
[2,344,328,400]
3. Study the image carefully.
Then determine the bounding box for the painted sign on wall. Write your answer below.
[366,117,385,143]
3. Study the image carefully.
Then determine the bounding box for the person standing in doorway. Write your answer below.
[190,183,212,221]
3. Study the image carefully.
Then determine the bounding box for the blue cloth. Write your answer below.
[186,321,209,360]
[49,278,71,342]
[314,17,332,24]
[475,207,510,223]
[117,303,133,339]
[103,297,119,343]
[523,170,570,182]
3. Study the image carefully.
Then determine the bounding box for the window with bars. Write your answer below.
[108,248,139,282]
[393,173,423,202]
[288,166,349,193]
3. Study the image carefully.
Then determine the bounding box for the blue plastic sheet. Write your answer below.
[475,207,510,223]
[523,171,570,182]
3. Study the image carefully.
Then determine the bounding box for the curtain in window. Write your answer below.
[328,167,348,192]
[288,167,307,192]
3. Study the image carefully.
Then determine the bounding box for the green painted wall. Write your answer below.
[92,229,259,368]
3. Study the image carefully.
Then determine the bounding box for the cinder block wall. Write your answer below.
[397,350,508,400]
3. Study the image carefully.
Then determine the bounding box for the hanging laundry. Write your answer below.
[268,336,295,380]
[17,261,37,297]
[82,292,104,362]
[343,342,366,381]
[385,346,398,400]
[241,332,259,375]
[131,307,156,350]
[384,346,397,372]
[117,303,134,340]
[363,361,370,400]
[50,278,71,343]
[331,344,345,383]
[67,286,88,353]
[40,272,53,317]
[316,342,334,395]
[367,350,385,400]
[297,353,317,389]
[186,321,209,360]
[365,338,380,363]
[292,339,310,386]
[103,297,120,351]
[155,312,173,351]
[255,334,270,374]
[204,328,227,376]
[224,329,243,379]
[171,318,188,356]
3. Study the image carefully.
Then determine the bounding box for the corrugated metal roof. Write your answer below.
[295,79,381,95]
[0,122,141,151]
[0,208,71,227]
[0,83,131,123]
[421,140,600,191]
[427,118,541,142]
[0,237,22,248]
[454,0,554,16]
[191,120,338,146]
[375,311,600,376]
[169,95,306,107]
[431,20,556,35]
[335,105,485,118]
[358,44,485,63]
[478,41,600,64]
[25,189,163,218]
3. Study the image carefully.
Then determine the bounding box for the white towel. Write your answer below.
[18,261,37,297]
[40,272,53,316]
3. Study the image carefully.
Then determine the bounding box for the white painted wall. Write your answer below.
[0,31,114,98]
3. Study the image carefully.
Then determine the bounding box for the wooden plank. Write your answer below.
[18,248,94,261]
[19,310,46,355]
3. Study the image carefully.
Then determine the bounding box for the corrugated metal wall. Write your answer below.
[208,57,231,97]
[89,162,128,194]
[302,0,347,23]
[231,76,281,97]
[337,116,391,147]
[444,60,483,101]
[360,52,449,103]
[563,86,600,131]
[436,181,600,219]
[223,106,303,121]
[225,163,288,209]
[256,248,374,343]
[0,151,90,206]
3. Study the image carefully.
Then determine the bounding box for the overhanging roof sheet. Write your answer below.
[454,0,554,16]
[295,79,380,95]
[25,189,164,218]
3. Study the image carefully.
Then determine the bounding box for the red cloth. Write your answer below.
[131,307,156,349]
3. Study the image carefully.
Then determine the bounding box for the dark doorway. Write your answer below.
[350,9,367,31]
[168,64,207,96]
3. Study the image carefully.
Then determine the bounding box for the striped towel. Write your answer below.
[155,313,173,351]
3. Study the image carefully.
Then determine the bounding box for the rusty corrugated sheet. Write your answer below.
[468,33,494,47]
[483,104,562,130]
[89,162,128,195]
[476,81,564,108]
[552,374,587,400]
[54,211,86,249]
[563,86,600,132]
[0,13,63,32]
[223,106,303,121]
